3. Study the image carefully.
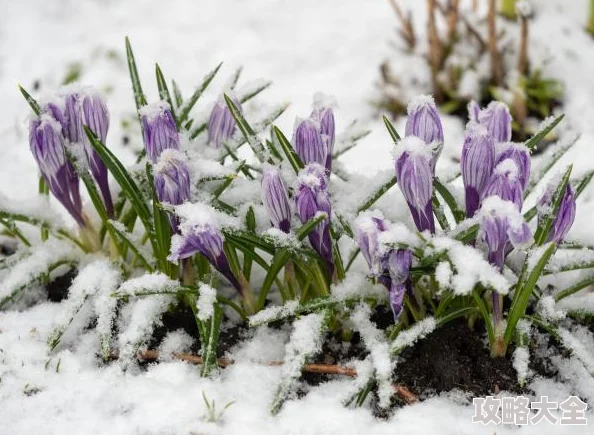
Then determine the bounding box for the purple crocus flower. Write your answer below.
[154,149,191,232]
[261,165,292,233]
[538,182,576,244]
[478,195,532,331]
[461,126,495,217]
[394,137,435,234]
[169,223,241,294]
[140,101,179,162]
[387,249,412,321]
[482,159,524,210]
[295,164,334,272]
[405,95,443,171]
[478,195,533,271]
[80,91,114,217]
[355,212,390,285]
[29,115,85,227]
[496,142,531,190]
[311,106,335,171]
[293,118,327,167]
[208,99,239,149]
[469,100,512,143]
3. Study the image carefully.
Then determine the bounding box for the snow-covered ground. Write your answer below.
[2,0,594,433]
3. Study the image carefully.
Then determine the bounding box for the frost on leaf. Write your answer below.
[270,312,327,414]
[118,295,173,365]
[47,259,121,351]
[350,303,393,409]
[391,317,437,355]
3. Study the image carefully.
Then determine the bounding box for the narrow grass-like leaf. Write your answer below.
[224,94,267,162]
[200,303,223,377]
[472,290,495,345]
[505,243,557,346]
[18,85,42,115]
[554,275,594,302]
[434,177,464,223]
[178,62,222,125]
[575,170,594,198]
[106,220,153,271]
[383,115,401,144]
[84,127,155,251]
[432,195,451,231]
[125,37,147,111]
[239,81,272,104]
[357,176,397,213]
[155,64,176,123]
[525,134,578,197]
[146,164,173,274]
[525,114,564,152]
[273,125,303,173]
[533,165,572,246]
[172,80,183,108]
[228,66,242,90]
[0,217,31,247]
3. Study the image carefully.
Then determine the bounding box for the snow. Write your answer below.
[3,0,594,433]
[391,317,437,355]
[196,282,217,321]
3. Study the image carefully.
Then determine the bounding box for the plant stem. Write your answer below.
[500,0,517,20]
[489,0,505,86]
[588,0,594,36]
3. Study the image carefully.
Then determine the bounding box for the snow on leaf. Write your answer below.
[391,317,437,355]
[350,303,393,409]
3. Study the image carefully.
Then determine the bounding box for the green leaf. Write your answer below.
[18,85,42,115]
[434,177,464,223]
[178,62,222,125]
[146,164,174,274]
[383,115,401,144]
[575,170,594,198]
[554,275,594,302]
[172,80,183,107]
[155,64,176,124]
[432,194,450,231]
[106,220,153,271]
[200,303,223,377]
[228,66,242,90]
[533,165,572,246]
[525,134,578,197]
[504,243,557,346]
[239,81,272,104]
[223,94,268,162]
[472,290,495,345]
[525,114,564,152]
[84,127,155,251]
[273,125,303,173]
[125,37,147,111]
[0,217,31,247]
[357,176,397,213]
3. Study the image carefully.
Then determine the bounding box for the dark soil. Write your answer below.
[45,269,77,302]
[395,320,525,398]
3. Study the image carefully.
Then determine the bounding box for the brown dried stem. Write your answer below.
[137,349,418,404]
[388,0,416,49]
[487,0,504,86]
[518,12,529,75]
[427,0,444,101]
[446,0,460,42]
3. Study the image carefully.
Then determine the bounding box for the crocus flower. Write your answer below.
[208,98,239,148]
[261,165,292,233]
[29,115,85,227]
[140,101,179,162]
[482,159,524,210]
[293,118,327,167]
[394,137,435,234]
[46,94,83,143]
[478,195,533,271]
[154,150,191,232]
[295,164,333,271]
[496,142,531,190]
[538,182,576,244]
[405,95,444,171]
[477,195,532,334]
[355,212,390,285]
[311,106,335,171]
[468,101,512,143]
[387,249,412,320]
[169,223,241,294]
[461,126,495,217]
[81,91,114,216]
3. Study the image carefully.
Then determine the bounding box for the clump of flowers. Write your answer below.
[2,39,593,416]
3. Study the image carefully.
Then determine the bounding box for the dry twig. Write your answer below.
[136,349,419,404]
[487,0,504,86]
[387,0,416,49]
